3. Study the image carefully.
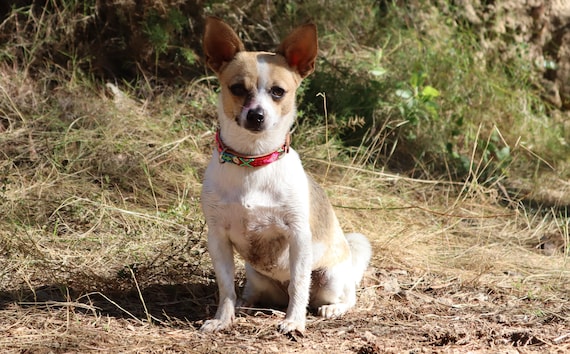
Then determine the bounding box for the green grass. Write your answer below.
[2,0,567,182]
[292,2,569,182]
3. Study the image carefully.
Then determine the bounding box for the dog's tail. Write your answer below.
[345,233,372,286]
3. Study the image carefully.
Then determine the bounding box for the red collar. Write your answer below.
[215,131,290,167]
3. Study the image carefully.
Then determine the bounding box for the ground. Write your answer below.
[1,157,568,353]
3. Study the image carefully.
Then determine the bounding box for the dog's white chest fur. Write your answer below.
[202,149,309,281]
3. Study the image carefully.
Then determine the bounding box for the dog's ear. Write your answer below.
[277,24,318,78]
[203,17,245,73]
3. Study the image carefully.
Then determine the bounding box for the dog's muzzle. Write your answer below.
[244,107,265,132]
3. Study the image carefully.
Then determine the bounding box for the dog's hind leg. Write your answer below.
[310,261,355,318]
[310,233,371,318]
[238,264,289,309]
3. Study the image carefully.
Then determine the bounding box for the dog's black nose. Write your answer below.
[246,107,265,125]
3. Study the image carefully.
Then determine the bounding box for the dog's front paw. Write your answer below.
[317,303,349,319]
[200,319,231,333]
[277,319,305,334]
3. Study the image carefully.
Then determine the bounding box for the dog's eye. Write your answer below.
[269,86,285,100]
[229,83,248,97]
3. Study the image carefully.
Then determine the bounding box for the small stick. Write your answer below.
[553,332,570,344]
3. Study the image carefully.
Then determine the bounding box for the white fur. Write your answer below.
[201,146,313,332]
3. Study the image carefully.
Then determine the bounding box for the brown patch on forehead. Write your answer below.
[219,52,301,89]
[218,52,258,87]
[257,53,302,88]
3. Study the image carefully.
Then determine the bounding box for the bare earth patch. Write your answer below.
[0,263,568,353]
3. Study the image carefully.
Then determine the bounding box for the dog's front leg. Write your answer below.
[278,226,312,333]
[200,231,236,332]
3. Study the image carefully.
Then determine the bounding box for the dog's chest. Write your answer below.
[221,190,292,277]
[233,196,287,249]
[203,165,299,276]
[202,152,309,279]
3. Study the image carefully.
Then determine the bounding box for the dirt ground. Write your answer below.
[1,171,568,353]
[1,263,568,353]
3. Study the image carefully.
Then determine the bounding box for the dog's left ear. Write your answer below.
[277,24,318,78]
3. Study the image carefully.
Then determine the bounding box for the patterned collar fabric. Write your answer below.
[215,131,290,167]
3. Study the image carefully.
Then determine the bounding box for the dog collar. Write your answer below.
[215,131,290,167]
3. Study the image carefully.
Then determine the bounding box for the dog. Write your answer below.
[200,17,372,334]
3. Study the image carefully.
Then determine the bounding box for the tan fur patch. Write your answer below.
[308,176,351,268]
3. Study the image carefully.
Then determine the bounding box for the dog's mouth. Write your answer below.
[234,116,265,133]
[244,122,264,132]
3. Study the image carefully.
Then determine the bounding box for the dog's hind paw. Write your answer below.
[277,319,305,334]
[200,319,231,333]
[317,303,350,318]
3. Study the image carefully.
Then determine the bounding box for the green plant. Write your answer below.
[395,70,441,138]
[143,7,191,70]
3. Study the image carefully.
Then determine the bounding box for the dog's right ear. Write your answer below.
[203,17,245,73]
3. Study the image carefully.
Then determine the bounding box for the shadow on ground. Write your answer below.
[0,280,220,328]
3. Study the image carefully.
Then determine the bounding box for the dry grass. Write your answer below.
[1,39,569,354]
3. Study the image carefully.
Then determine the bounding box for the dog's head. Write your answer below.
[203,17,317,142]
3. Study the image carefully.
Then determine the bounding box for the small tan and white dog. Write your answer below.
[200,17,372,334]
